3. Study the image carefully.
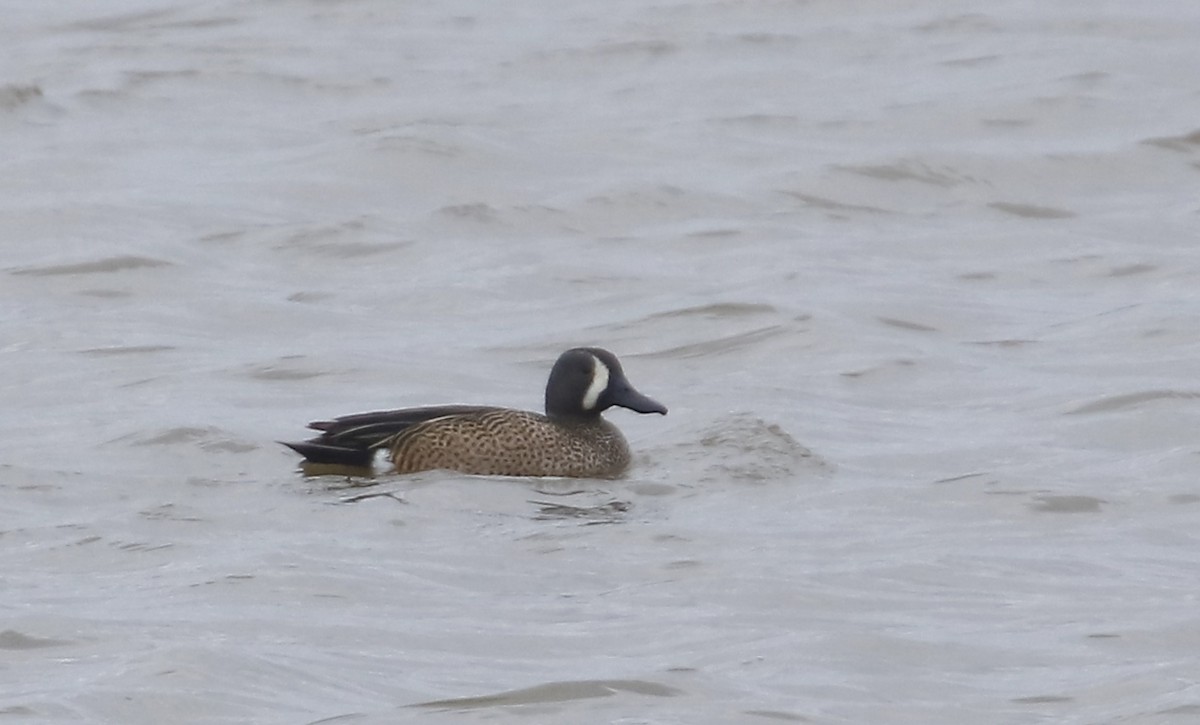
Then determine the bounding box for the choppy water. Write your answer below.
[4,1,1200,723]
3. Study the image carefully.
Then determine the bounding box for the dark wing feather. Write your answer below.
[282,405,501,466]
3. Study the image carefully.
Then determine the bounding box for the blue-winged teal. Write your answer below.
[283,347,667,478]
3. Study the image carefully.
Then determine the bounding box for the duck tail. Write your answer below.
[279,439,376,467]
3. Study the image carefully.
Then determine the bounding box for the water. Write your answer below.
[4,1,1200,722]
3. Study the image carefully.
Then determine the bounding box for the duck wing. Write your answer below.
[282,405,500,466]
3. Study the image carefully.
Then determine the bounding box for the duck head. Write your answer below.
[545,347,668,419]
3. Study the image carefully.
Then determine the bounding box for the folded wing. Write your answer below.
[281,405,497,466]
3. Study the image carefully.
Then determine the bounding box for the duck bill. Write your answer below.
[609,381,668,415]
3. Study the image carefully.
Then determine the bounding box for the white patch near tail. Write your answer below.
[581,355,610,410]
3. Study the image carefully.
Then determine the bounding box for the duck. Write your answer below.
[282,347,667,478]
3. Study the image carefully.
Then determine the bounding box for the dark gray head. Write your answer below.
[544,347,668,420]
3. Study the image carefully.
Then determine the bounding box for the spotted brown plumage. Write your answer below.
[282,348,667,478]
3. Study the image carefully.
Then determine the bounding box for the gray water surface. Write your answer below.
[4,2,1200,723]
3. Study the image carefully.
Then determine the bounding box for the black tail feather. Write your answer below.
[280,440,376,467]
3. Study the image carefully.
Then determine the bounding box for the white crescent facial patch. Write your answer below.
[581,355,610,410]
